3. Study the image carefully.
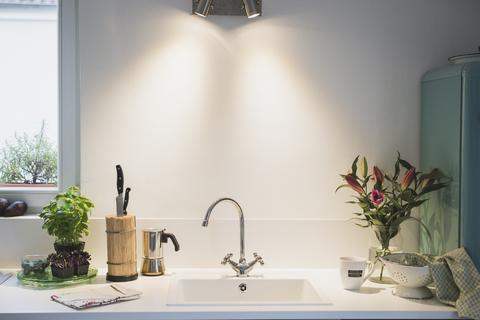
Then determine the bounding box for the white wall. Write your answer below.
[79,0,480,218]
[2,0,480,270]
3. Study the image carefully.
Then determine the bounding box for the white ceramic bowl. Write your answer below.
[377,253,434,299]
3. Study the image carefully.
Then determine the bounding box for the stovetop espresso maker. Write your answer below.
[142,228,180,276]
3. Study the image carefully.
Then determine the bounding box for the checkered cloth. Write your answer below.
[397,248,480,320]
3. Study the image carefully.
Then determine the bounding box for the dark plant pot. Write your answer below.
[51,266,74,279]
[75,263,90,276]
[54,242,85,253]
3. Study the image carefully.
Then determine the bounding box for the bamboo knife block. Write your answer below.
[105,214,138,282]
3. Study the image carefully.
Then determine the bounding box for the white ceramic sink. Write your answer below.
[166,273,332,306]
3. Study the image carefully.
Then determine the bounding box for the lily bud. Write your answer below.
[345,175,364,194]
[373,166,384,186]
[401,167,415,190]
[422,168,438,190]
[361,157,368,178]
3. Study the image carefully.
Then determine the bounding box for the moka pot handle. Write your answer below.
[161,232,180,252]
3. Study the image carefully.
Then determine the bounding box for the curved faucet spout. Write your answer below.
[202,198,246,264]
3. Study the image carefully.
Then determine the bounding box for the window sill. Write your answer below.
[0,214,41,219]
[0,184,56,188]
[0,187,59,214]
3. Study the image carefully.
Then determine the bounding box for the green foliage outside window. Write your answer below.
[0,120,57,185]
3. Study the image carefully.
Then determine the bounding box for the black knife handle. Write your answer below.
[123,187,131,215]
[116,165,124,195]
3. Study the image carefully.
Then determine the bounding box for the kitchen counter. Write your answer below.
[0,268,460,320]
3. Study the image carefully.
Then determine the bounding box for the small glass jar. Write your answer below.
[21,255,49,276]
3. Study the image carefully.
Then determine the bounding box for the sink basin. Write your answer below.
[166,273,332,306]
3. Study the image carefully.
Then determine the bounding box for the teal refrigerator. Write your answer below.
[420,61,480,269]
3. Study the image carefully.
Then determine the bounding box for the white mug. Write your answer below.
[339,256,374,290]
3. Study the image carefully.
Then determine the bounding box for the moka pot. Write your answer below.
[142,228,180,276]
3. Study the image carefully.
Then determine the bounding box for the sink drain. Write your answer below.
[238,283,248,292]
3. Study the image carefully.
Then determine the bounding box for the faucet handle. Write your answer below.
[221,253,233,265]
[253,253,264,266]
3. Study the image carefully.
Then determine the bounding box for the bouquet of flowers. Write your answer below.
[337,153,451,279]
[337,153,450,231]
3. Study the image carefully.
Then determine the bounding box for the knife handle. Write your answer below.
[116,165,124,195]
[123,187,131,215]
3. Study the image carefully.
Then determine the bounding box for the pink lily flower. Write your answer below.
[371,189,384,206]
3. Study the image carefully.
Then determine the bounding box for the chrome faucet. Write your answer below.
[202,198,264,277]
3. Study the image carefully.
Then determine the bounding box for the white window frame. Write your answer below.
[0,0,79,214]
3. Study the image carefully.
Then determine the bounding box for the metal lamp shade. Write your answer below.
[243,0,260,18]
[193,0,213,17]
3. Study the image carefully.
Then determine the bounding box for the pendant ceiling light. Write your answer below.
[192,0,261,18]
[193,0,213,17]
[243,0,261,18]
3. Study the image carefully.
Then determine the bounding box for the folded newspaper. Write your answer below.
[51,284,142,309]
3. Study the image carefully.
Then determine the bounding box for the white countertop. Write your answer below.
[0,268,460,320]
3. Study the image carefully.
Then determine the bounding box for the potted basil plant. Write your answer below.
[39,186,95,252]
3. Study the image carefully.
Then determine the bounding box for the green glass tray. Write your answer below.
[17,266,97,288]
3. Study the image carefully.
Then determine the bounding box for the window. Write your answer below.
[0,1,58,187]
[0,0,79,214]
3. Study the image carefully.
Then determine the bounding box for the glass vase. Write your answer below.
[368,225,403,284]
